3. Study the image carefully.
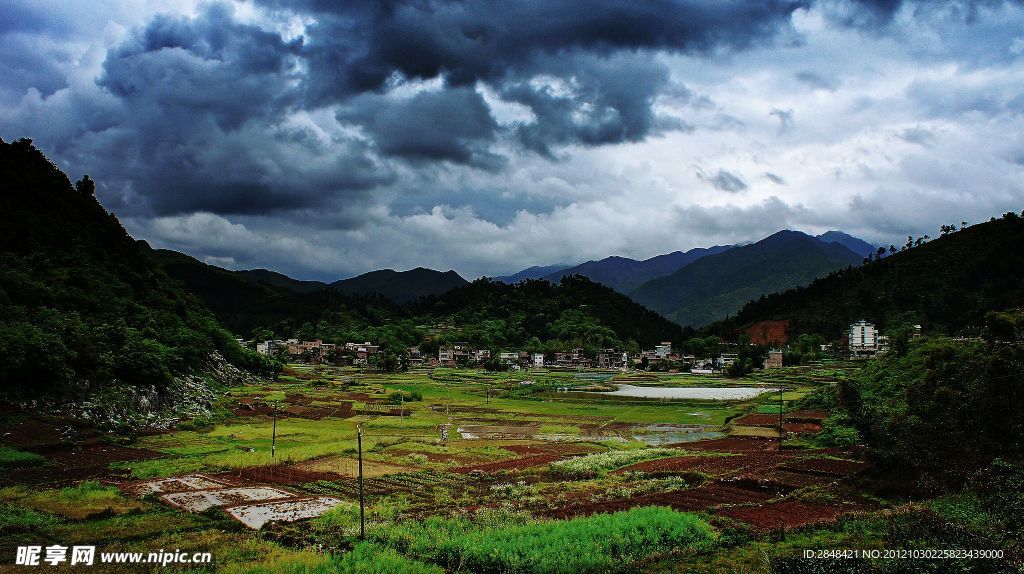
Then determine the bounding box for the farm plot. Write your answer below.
[162,486,294,512]
[227,497,344,529]
[301,471,469,500]
[717,500,851,530]
[540,482,776,519]
[126,474,231,496]
[452,454,563,474]
[295,456,419,478]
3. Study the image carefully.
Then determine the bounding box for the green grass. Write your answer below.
[0,446,44,468]
[371,507,715,574]
[11,481,146,520]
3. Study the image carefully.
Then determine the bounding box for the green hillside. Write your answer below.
[707,212,1024,339]
[630,230,862,327]
[0,138,268,398]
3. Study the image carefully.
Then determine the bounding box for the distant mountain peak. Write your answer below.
[816,230,875,258]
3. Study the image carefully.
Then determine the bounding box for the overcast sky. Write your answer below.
[2,0,1023,280]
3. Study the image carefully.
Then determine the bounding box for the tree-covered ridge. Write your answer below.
[0,138,270,398]
[412,276,687,352]
[152,245,687,356]
[706,212,1024,340]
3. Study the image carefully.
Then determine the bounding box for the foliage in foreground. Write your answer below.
[370,507,716,574]
[839,311,1024,486]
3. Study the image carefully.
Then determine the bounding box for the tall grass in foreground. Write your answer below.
[371,507,715,574]
[549,448,681,478]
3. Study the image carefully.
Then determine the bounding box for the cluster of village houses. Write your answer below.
[250,320,915,371]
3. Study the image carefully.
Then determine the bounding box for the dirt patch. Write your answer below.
[295,456,419,478]
[214,465,348,486]
[717,500,849,530]
[227,496,343,529]
[777,457,867,478]
[732,414,785,427]
[162,486,294,512]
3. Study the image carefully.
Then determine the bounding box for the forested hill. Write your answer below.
[630,230,863,327]
[414,276,687,350]
[153,246,687,352]
[0,138,266,398]
[147,247,404,337]
[705,212,1024,339]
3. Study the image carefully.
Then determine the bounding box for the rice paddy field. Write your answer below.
[0,363,1019,572]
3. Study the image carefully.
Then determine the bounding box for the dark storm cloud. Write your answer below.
[48,0,811,218]
[83,3,391,217]
[700,169,748,193]
[279,0,809,100]
[824,0,1024,29]
[340,87,503,169]
[500,53,674,157]
[265,0,808,154]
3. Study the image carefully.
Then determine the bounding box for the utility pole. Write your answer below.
[777,387,784,450]
[357,424,365,539]
[271,402,278,459]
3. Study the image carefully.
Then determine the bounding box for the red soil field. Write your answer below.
[732,414,784,427]
[718,500,849,530]
[785,410,828,422]
[216,464,347,485]
[778,457,867,477]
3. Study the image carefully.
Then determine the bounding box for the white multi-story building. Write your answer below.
[654,342,673,359]
[531,353,545,367]
[849,320,888,358]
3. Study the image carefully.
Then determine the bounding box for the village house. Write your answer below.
[531,353,545,367]
[597,348,627,369]
[716,353,739,370]
[554,349,593,368]
[764,350,784,369]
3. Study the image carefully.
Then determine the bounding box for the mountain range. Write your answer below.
[493,230,872,327]
[629,231,865,327]
[178,229,873,329]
